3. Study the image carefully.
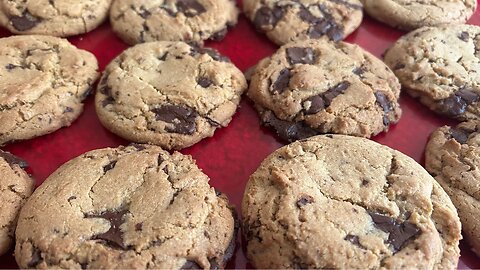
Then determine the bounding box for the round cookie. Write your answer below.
[0,35,99,146]
[243,0,363,46]
[248,39,402,142]
[95,41,247,150]
[361,0,477,31]
[242,135,462,269]
[425,121,480,256]
[0,150,34,256]
[384,24,480,120]
[110,0,239,45]
[0,0,113,37]
[15,144,237,269]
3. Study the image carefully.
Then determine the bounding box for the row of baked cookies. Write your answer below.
[0,0,476,46]
[0,132,470,269]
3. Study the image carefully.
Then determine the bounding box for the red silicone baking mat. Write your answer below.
[1,1,479,268]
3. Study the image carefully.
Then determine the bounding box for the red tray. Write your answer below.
[1,1,479,268]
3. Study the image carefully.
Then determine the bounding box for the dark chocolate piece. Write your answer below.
[369,212,420,252]
[85,208,129,249]
[437,87,479,117]
[152,105,198,135]
[253,6,284,30]
[286,47,316,65]
[304,81,351,114]
[10,12,39,31]
[176,0,206,17]
[296,195,314,208]
[261,110,318,142]
[271,68,291,94]
[0,150,29,170]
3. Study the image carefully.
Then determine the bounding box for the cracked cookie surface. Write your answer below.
[0,35,99,145]
[0,150,34,256]
[243,0,363,46]
[425,120,480,256]
[15,144,237,269]
[360,0,476,30]
[248,39,402,142]
[0,0,113,37]
[110,0,239,45]
[384,24,480,120]
[95,41,247,150]
[242,135,461,269]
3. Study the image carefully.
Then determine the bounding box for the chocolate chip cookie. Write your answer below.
[384,24,480,120]
[0,35,99,146]
[95,41,247,150]
[361,0,477,30]
[425,121,480,256]
[248,39,402,142]
[15,144,237,269]
[243,0,363,46]
[110,0,239,45]
[0,0,113,37]
[242,135,462,269]
[0,150,34,256]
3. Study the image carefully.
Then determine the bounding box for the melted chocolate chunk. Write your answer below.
[0,150,28,169]
[103,160,117,172]
[374,92,393,126]
[130,143,146,151]
[261,110,318,142]
[304,81,351,114]
[181,260,202,269]
[190,47,230,62]
[135,223,143,231]
[299,4,344,41]
[152,105,198,135]
[85,208,129,249]
[64,107,74,113]
[210,28,228,41]
[139,6,151,18]
[344,234,361,247]
[296,195,314,208]
[197,77,213,88]
[176,0,206,17]
[5,63,17,70]
[271,68,291,94]
[459,31,469,42]
[286,47,316,65]
[27,248,42,268]
[450,128,472,144]
[253,6,285,30]
[437,87,479,117]
[10,12,39,31]
[369,212,420,252]
[352,67,365,76]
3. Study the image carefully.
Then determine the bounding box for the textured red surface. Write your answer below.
[1,1,479,268]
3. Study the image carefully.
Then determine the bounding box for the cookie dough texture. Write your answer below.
[361,0,477,30]
[242,135,462,269]
[384,24,480,120]
[0,150,34,256]
[110,0,239,45]
[0,35,99,145]
[0,0,113,37]
[426,121,480,256]
[95,41,247,150]
[15,144,237,269]
[243,0,363,45]
[248,39,402,142]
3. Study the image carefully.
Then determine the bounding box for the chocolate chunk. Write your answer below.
[139,6,151,18]
[5,64,17,70]
[177,0,206,17]
[158,154,165,166]
[152,105,198,135]
[197,77,213,88]
[68,196,77,202]
[10,12,40,31]
[353,67,365,75]
[103,160,117,172]
[450,128,472,144]
[368,212,421,252]
[393,63,406,70]
[181,260,202,269]
[261,110,318,142]
[0,150,29,170]
[271,68,291,94]
[135,223,143,231]
[437,87,479,117]
[27,248,42,268]
[300,5,344,41]
[286,47,316,65]
[253,6,284,30]
[296,195,314,208]
[374,92,393,126]
[158,52,169,61]
[298,6,317,23]
[215,189,222,196]
[344,234,361,247]
[64,107,74,113]
[190,47,230,62]
[210,28,228,41]
[85,208,129,249]
[329,0,363,9]
[459,31,469,42]
[130,143,146,151]
[304,81,351,114]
